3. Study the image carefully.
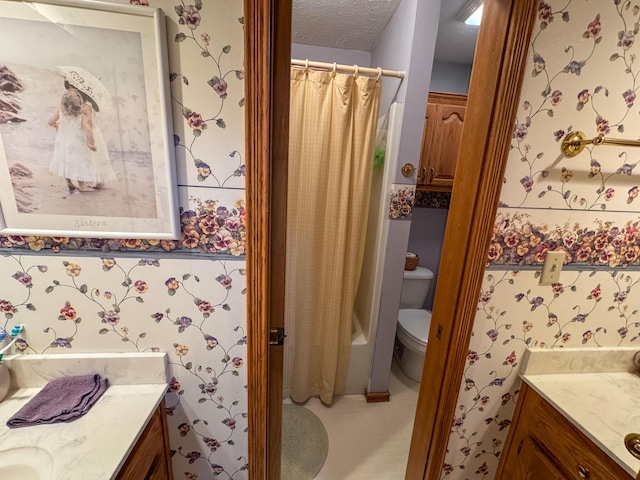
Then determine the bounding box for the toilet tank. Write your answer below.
[400,266,434,309]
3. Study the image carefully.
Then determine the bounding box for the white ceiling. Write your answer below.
[292,0,478,65]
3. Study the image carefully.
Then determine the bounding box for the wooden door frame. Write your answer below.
[244,0,292,478]
[244,0,537,478]
[407,1,537,478]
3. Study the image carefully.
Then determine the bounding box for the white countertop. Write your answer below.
[521,348,640,478]
[0,353,168,480]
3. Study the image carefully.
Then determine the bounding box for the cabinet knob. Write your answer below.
[577,464,590,478]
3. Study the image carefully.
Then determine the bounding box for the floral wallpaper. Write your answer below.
[389,184,416,219]
[443,1,640,478]
[1,254,247,478]
[414,190,451,209]
[0,0,246,257]
[0,1,249,479]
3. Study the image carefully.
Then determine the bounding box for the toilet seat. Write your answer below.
[397,309,431,354]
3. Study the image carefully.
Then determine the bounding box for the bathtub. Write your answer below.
[344,313,374,395]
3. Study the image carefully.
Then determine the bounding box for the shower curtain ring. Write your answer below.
[376,67,382,81]
[305,59,309,70]
[353,64,359,77]
[332,62,337,75]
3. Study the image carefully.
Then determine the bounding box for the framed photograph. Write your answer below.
[0,0,179,239]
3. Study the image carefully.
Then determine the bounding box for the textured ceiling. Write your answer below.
[292,0,478,66]
[292,0,403,52]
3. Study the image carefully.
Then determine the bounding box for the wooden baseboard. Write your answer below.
[364,389,390,403]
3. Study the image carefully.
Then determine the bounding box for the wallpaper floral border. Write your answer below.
[389,184,416,219]
[414,190,451,209]
[444,1,640,479]
[0,0,246,257]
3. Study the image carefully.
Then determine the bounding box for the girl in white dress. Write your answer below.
[48,80,116,192]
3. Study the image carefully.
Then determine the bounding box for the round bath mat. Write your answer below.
[281,404,329,480]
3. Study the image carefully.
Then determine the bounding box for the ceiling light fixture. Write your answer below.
[455,0,483,26]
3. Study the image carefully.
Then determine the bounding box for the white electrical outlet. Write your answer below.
[539,251,565,286]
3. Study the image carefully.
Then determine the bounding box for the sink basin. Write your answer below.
[0,446,54,480]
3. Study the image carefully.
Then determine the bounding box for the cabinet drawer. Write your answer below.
[528,393,631,480]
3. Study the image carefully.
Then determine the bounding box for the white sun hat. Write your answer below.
[55,66,112,114]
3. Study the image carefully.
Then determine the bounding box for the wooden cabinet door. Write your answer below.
[427,103,465,188]
[520,438,566,480]
[418,92,466,190]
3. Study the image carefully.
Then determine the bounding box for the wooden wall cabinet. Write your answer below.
[116,402,174,480]
[417,91,466,191]
[496,383,635,480]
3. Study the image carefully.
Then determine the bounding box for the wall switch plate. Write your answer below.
[539,251,565,286]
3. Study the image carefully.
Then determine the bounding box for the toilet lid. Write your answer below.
[398,309,432,343]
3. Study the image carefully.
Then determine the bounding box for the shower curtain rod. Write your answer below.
[291,58,405,79]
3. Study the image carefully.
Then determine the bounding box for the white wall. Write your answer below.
[429,60,472,94]
[367,0,442,394]
[291,43,371,67]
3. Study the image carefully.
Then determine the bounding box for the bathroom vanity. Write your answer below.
[496,349,640,480]
[0,353,171,479]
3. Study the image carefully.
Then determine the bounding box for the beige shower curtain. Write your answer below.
[284,67,382,404]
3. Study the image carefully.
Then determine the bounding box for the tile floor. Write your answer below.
[285,359,420,479]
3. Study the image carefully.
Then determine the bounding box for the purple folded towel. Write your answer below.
[7,374,108,428]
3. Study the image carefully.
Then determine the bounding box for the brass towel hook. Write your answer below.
[561,131,640,157]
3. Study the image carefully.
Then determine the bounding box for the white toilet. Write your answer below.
[395,266,434,382]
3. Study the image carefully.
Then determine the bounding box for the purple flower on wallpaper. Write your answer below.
[620,30,636,50]
[515,293,525,302]
[520,176,534,193]
[550,89,562,105]
[216,274,233,289]
[513,123,528,141]
[216,206,229,220]
[205,335,218,349]
[480,292,491,304]
[212,464,225,474]
[554,129,565,141]
[151,312,164,323]
[460,446,471,456]
[181,210,198,226]
[104,310,120,326]
[181,5,201,30]
[14,338,28,351]
[530,296,544,310]
[231,356,244,368]
[222,418,236,429]
[618,327,629,338]
[208,76,228,97]
[225,217,242,232]
[578,89,590,104]
[565,60,585,75]
[52,338,71,348]
[572,313,587,323]
[585,15,601,38]
[200,382,218,395]
[621,163,634,175]
[486,329,499,341]
[596,117,610,134]
[548,313,558,325]
[185,451,201,464]
[168,378,181,393]
[176,316,192,332]
[590,160,601,176]
[623,89,637,107]
[12,271,32,287]
[204,437,221,451]
[615,291,627,303]
[490,378,504,386]
[538,2,552,21]
[480,395,490,405]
